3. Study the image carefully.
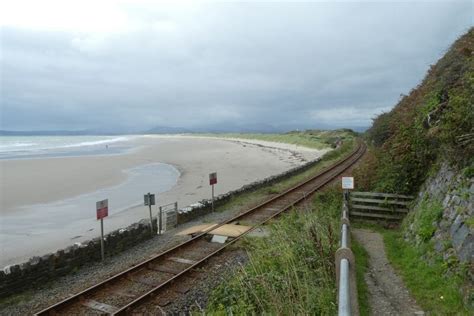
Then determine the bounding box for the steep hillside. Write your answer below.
[355,28,473,311]
[360,28,473,194]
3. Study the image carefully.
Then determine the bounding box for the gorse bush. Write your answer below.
[365,28,473,194]
[206,188,343,315]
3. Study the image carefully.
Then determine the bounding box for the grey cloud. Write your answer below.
[1,1,472,132]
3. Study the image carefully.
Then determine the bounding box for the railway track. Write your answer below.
[36,142,366,315]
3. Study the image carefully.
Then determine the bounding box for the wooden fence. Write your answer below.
[349,191,414,222]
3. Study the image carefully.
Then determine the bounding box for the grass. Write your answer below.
[383,230,469,315]
[353,222,470,315]
[201,137,358,313]
[205,187,343,314]
[404,198,444,242]
[351,238,370,316]
[198,129,356,150]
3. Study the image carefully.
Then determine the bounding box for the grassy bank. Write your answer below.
[206,187,343,314]
[198,129,357,150]
[383,230,469,314]
[353,222,469,315]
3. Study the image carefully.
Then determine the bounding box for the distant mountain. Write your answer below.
[145,123,283,134]
[145,126,192,134]
[1,123,368,137]
[189,122,284,134]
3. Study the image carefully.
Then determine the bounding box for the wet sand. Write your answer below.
[0,135,329,266]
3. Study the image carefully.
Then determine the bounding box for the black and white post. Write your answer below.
[144,193,156,235]
[209,172,217,212]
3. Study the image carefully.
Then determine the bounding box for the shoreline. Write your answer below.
[0,135,329,266]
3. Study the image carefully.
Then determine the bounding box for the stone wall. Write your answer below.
[0,156,325,298]
[409,162,473,263]
[177,157,322,223]
[401,162,473,307]
[0,219,157,298]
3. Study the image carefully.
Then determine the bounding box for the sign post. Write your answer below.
[96,199,108,261]
[209,172,217,212]
[341,177,354,203]
[158,206,163,235]
[144,193,156,235]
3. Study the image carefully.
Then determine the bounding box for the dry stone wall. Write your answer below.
[0,219,157,298]
[413,162,473,263]
[177,157,322,223]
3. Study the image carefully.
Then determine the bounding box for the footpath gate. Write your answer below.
[349,191,414,222]
[158,202,178,234]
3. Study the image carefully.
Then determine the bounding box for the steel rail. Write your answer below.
[114,143,365,315]
[36,142,365,315]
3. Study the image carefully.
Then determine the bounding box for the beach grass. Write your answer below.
[197,129,357,150]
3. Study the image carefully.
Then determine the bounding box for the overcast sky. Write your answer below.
[0,0,472,132]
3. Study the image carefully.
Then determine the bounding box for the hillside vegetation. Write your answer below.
[357,28,473,194]
[354,28,473,313]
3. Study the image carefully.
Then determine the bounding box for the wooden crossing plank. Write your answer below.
[350,197,410,206]
[209,224,252,237]
[82,299,119,314]
[351,191,414,199]
[177,223,252,238]
[177,223,218,236]
[350,211,403,220]
[350,204,408,213]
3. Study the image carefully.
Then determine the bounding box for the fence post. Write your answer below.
[158,206,163,235]
[174,202,178,227]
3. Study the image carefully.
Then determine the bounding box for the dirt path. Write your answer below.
[352,228,424,316]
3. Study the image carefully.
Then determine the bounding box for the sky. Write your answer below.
[0,0,472,132]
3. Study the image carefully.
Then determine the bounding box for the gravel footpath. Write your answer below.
[352,228,424,316]
[0,200,261,316]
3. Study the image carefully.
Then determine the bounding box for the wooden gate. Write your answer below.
[349,192,414,222]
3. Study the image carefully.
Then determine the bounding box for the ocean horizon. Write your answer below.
[0,135,139,160]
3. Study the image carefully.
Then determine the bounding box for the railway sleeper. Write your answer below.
[81,298,119,314]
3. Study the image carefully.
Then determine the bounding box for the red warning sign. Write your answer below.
[209,172,217,185]
[96,199,109,220]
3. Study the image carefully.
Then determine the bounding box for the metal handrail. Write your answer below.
[336,193,359,315]
[338,258,350,315]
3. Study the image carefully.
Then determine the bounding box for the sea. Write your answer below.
[0,135,136,160]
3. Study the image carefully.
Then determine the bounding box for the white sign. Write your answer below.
[341,177,354,190]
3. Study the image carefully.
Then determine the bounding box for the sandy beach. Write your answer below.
[0,135,329,266]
